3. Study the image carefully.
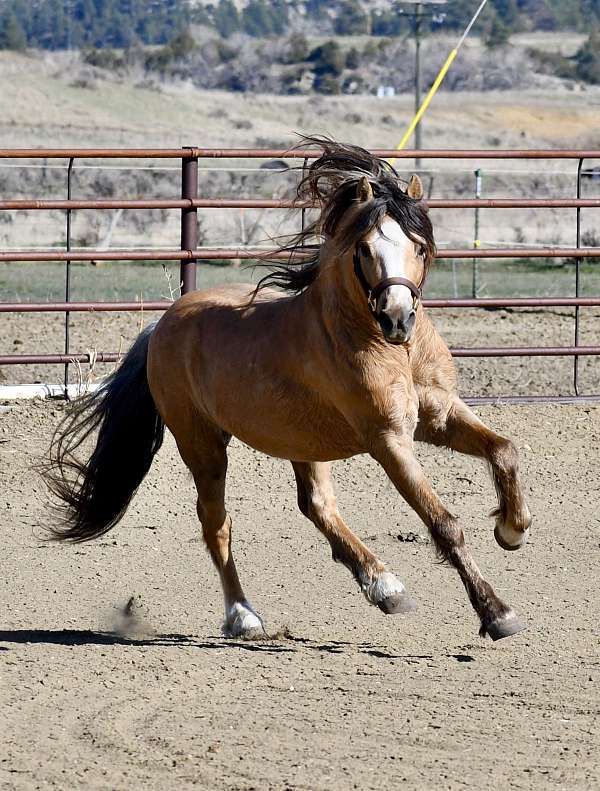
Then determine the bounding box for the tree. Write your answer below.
[485,12,510,47]
[242,0,275,38]
[334,0,369,35]
[285,33,309,63]
[308,41,345,76]
[371,9,404,36]
[491,0,519,27]
[575,29,600,83]
[168,29,196,59]
[0,11,27,49]
[214,0,240,38]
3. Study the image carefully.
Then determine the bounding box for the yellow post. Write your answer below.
[388,0,489,167]
[389,48,457,166]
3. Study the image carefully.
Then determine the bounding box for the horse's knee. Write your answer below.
[429,513,464,558]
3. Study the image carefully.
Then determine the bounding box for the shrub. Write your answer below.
[83,48,126,71]
[308,41,345,76]
[575,30,600,84]
[285,33,309,64]
[314,73,341,94]
[345,47,360,70]
[528,47,576,79]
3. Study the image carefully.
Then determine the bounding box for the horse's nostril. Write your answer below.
[397,312,416,334]
[378,312,394,334]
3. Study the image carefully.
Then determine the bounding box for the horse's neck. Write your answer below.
[304,260,391,354]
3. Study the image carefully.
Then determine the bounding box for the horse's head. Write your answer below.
[350,174,432,344]
[252,138,435,338]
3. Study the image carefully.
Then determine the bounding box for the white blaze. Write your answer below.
[372,218,415,316]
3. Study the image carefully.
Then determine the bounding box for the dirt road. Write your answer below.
[1,400,599,790]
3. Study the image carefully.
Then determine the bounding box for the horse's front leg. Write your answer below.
[292,461,416,614]
[369,431,526,640]
[416,394,532,551]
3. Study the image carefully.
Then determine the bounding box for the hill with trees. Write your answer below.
[0,0,599,92]
[1,0,600,49]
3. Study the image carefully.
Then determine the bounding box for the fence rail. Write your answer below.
[0,247,598,262]
[2,148,600,159]
[0,146,599,402]
[2,198,600,210]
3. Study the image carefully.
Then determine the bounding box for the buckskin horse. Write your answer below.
[45,137,532,641]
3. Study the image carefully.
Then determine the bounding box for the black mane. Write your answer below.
[254,135,436,295]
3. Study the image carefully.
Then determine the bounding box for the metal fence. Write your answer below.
[1,147,599,404]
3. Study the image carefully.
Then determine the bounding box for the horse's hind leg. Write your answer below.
[177,430,263,638]
[292,461,416,614]
[416,396,531,550]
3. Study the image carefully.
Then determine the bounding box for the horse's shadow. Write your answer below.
[0,630,476,662]
[0,629,296,653]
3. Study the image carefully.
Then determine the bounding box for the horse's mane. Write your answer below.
[253,135,436,296]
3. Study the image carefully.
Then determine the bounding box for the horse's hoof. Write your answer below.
[377,593,417,615]
[494,524,528,552]
[486,612,527,641]
[222,601,264,638]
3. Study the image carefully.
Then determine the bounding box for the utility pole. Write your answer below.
[397,1,448,170]
[414,4,423,156]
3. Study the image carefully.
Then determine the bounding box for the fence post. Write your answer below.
[472,167,482,298]
[180,148,198,294]
[574,158,584,395]
[64,157,74,396]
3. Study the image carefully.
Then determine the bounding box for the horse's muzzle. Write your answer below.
[377,309,416,344]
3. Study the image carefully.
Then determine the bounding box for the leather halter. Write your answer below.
[353,248,422,315]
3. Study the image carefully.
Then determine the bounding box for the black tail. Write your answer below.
[43,324,164,542]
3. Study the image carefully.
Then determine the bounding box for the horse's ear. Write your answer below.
[357,176,373,203]
[407,174,424,200]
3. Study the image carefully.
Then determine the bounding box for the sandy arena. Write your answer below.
[1,396,599,790]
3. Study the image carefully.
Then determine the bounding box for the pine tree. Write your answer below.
[575,29,600,83]
[485,12,510,48]
[334,0,369,35]
[214,0,240,38]
[242,0,274,37]
[0,11,27,50]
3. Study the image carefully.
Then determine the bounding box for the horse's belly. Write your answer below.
[216,401,364,462]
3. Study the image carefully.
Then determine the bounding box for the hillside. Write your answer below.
[2,0,600,49]
[0,43,598,258]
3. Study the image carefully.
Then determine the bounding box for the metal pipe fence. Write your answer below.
[0,147,599,403]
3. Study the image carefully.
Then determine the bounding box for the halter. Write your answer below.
[353,247,422,316]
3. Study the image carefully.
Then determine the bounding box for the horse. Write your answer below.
[44,137,532,642]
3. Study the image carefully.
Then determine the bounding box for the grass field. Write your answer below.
[2,259,600,304]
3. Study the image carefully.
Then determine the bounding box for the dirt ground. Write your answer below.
[1,397,599,790]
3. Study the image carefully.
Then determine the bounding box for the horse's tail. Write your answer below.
[43,323,164,542]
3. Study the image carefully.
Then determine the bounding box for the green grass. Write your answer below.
[1,259,600,304]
